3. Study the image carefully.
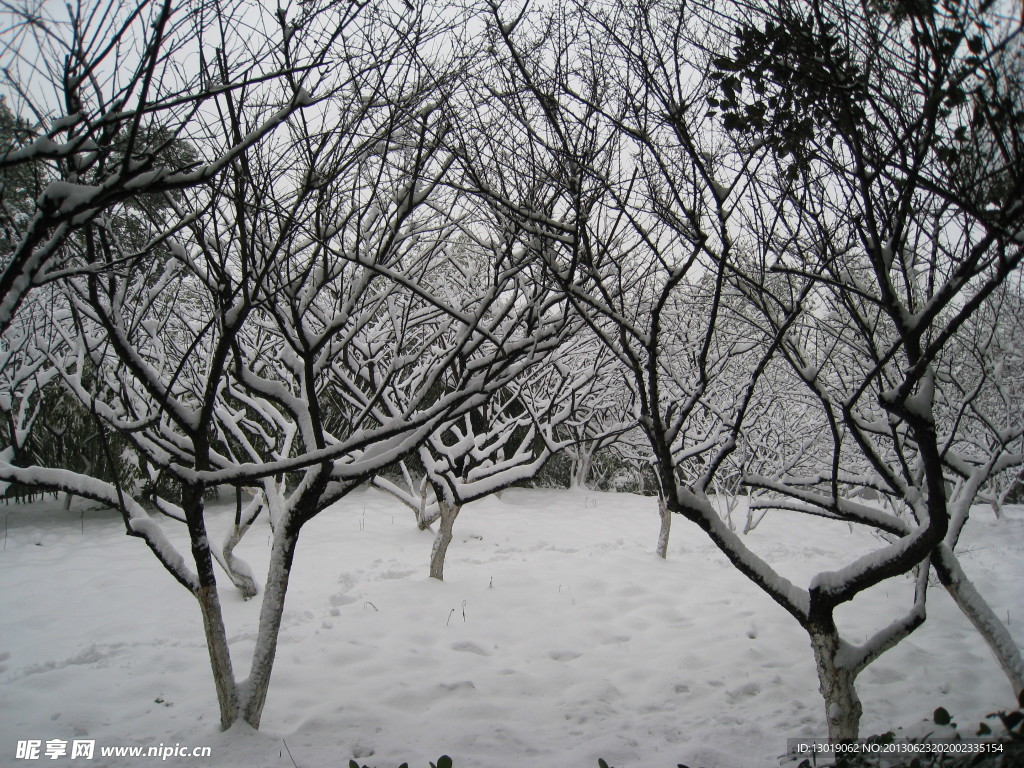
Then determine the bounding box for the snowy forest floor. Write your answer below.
[1,488,1021,768]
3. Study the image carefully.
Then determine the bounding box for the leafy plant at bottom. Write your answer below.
[349,756,452,768]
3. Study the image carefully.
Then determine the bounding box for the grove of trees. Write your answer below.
[1,0,1021,746]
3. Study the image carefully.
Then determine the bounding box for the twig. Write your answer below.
[282,739,299,768]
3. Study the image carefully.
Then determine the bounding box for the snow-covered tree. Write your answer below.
[0,0,569,732]
[721,0,1024,730]
[372,460,442,530]
[417,332,602,580]
[466,0,1023,743]
[2,0,1019,744]
[0,0,316,337]
[554,338,638,491]
[0,292,61,494]
[947,280,1024,518]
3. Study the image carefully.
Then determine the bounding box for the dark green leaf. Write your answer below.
[934,706,952,726]
[967,36,983,54]
[945,85,966,108]
[1001,710,1023,731]
[436,757,453,768]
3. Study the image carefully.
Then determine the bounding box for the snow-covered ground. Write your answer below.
[1,488,1021,768]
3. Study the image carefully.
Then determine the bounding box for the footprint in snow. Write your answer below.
[726,681,761,701]
[378,569,415,580]
[438,680,476,692]
[549,650,582,662]
[451,641,491,656]
[336,572,359,590]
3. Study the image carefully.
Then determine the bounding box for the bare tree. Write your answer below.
[372,460,442,530]
[555,339,638,491]
[0,290,61,490]
[0,0,325,338]
[721,0,1024,729]
[0,0,569,731]
[465,0,1023,742]
[418,333,599,580]
[3,0,1019,745]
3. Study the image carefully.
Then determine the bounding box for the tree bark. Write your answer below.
[656,494,671,559]
[215,523,258,599]
[196,584,239,730]
[240,525,301,728]
[416,479,441,530]
[430,501,460,581]
[809,624,862,743]
[184,483,240,731]
[571,446,594,489]
[934,545,1024,702]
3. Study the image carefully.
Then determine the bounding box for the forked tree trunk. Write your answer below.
[570,446,595,489]
[430,501,460,581]
[656,495,671,559]
[416,480,441,530]
[240,526,301,728]
[809,624,862,743]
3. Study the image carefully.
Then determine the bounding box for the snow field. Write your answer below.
[1,488,1021,768]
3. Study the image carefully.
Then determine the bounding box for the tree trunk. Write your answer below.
[416,479,441,530]
[184,484,240,731]
[430,501,460,581]
[196,584,240,730]
[571,446,594,489]
[934,545,1024,702]
[656,495,671,559]
[240,525,301,728]
[215,523,258,599]
[809,624,862,743]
